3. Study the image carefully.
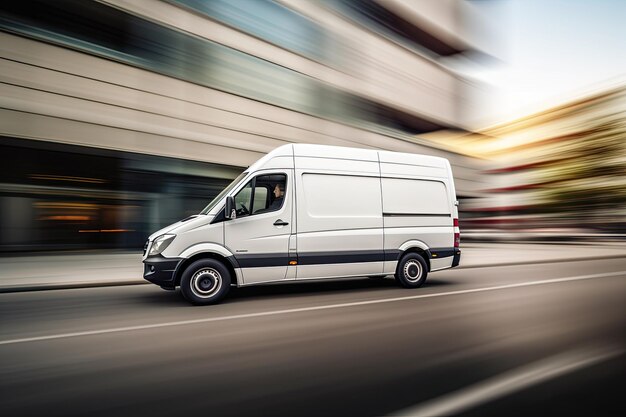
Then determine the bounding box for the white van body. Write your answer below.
[143,144,461,304]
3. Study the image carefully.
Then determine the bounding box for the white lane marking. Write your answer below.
[0,270,624,346]
[390,346,623,417]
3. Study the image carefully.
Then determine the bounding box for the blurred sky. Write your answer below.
[464,0,626,128]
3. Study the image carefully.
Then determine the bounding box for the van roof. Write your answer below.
[249,143,450,169]
[265,143,449,168]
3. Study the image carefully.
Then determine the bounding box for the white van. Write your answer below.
[143,144,461,305]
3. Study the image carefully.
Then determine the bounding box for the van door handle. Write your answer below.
[273,219,289,226]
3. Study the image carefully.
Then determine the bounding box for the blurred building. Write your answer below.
[462,86,626,238]
[0,0,488,251]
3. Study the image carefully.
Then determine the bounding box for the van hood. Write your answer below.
[148,214,213,241]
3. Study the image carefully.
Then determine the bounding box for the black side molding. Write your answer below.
[224,248,460,269]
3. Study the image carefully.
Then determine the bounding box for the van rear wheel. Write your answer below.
[180,259,231,305]
[395,253,428,288]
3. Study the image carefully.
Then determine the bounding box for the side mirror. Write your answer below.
[225,196,236,220]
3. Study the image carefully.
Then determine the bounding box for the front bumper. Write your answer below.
[452,248,461,268]
[143,255,183,290]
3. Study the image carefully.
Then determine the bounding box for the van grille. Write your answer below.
[143,240,149,256]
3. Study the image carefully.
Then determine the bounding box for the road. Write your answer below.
[1,258,625,416]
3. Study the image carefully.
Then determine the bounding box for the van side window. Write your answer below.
[232,173,286,217]
[252,187,268,213]
[233,181,253,217]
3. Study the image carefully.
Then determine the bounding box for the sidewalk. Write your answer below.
[1,243,625,292]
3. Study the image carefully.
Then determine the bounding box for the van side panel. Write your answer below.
[379,151,455,272]
[381,178,451,215]
[294,158,384,279]
[300,173,381,232]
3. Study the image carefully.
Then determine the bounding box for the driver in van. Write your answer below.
[268,183,285,210]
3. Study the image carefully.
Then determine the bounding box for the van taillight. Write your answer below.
[453,218,460,248]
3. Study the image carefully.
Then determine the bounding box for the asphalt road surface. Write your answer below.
[1,258,625,416]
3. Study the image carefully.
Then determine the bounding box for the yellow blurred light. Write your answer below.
[42,215,91,221]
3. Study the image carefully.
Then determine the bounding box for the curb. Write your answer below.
[0,280,147,294]
[1,254,624,293]
[458,254,626,270]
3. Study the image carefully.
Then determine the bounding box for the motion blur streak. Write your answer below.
[1,269,623,346]
[392,345,623,417]
[0,0,488,253]
[1,1,623,248]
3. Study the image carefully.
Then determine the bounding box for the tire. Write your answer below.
[180,259,231,305]
[395,253,428,288]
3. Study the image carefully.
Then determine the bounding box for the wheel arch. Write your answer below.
[174,252,239,287]
[397,240,432,272]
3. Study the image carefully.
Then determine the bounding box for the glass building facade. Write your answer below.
[0,137,240,251]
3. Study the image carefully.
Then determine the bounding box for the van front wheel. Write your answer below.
[395,253,428,288]
[180,259,231,305]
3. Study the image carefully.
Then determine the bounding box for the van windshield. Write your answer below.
[200,171,248,215]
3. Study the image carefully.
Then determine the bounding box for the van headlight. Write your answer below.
[148,234,176,256]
